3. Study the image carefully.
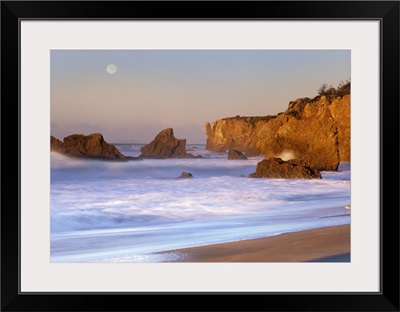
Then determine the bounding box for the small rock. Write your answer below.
[178,172,193,179]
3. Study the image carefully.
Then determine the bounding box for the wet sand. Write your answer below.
[158,224,350,262]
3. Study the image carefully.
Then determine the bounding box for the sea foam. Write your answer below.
[50,144,351,262]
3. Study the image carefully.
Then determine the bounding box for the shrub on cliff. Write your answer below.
[248,115,276,126]
[336,80,351,97]
[248,116,262,126]
[317,80,351,103]
[317,83,330,97]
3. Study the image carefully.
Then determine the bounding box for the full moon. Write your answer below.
[106,64,117,75]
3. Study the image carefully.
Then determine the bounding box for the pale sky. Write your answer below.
[51,50,350,144]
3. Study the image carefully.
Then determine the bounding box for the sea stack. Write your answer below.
[140,128,198,159]
[50,133,127,160]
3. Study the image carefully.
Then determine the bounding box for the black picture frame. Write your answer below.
[1,1,399,311]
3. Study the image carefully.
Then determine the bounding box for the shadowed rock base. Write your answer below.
[228,149,248,160]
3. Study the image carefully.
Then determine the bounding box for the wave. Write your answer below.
[51,151,264,181]
[50,149,351,261]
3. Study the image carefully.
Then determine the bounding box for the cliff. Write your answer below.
[205,115,276,156]
[205,94,350,171]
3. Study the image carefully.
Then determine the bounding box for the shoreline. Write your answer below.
[157,224,350,262]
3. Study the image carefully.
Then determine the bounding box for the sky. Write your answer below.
[51,50,350,144]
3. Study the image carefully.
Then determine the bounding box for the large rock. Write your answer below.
[140,128,195,159]
[228,149,247,160]
[248,158,322,179]
[50,133,127,160]
[256,97,342,171]
[205,95,350,171]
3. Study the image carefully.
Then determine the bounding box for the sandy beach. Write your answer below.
[158,224,350,262]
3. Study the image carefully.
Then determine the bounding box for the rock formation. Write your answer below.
[50,133,127,160]
[228,149,247,160]
[248,157,322,179]
[50,136,64,153]
[140,128,197,159]
[205,115,276,155]
[328,96,351,162]
[205,94,350,171]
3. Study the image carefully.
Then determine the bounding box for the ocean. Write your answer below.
[50,144,351,262]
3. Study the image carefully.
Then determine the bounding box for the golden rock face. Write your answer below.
[205,94,350,171]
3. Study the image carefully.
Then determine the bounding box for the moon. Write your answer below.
[106,64,117,75]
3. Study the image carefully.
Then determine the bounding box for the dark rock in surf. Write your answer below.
[248,157,322,179]
[178,171,194,179]
[50,133,127,160]
[125,156,143,161]
[140,128,196,159]
[228,149,247,160]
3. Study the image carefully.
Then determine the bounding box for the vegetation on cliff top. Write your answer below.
[315,79,351,103]
[222,80,350,127]
[205,79,351,168]
[223,115,277,126]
